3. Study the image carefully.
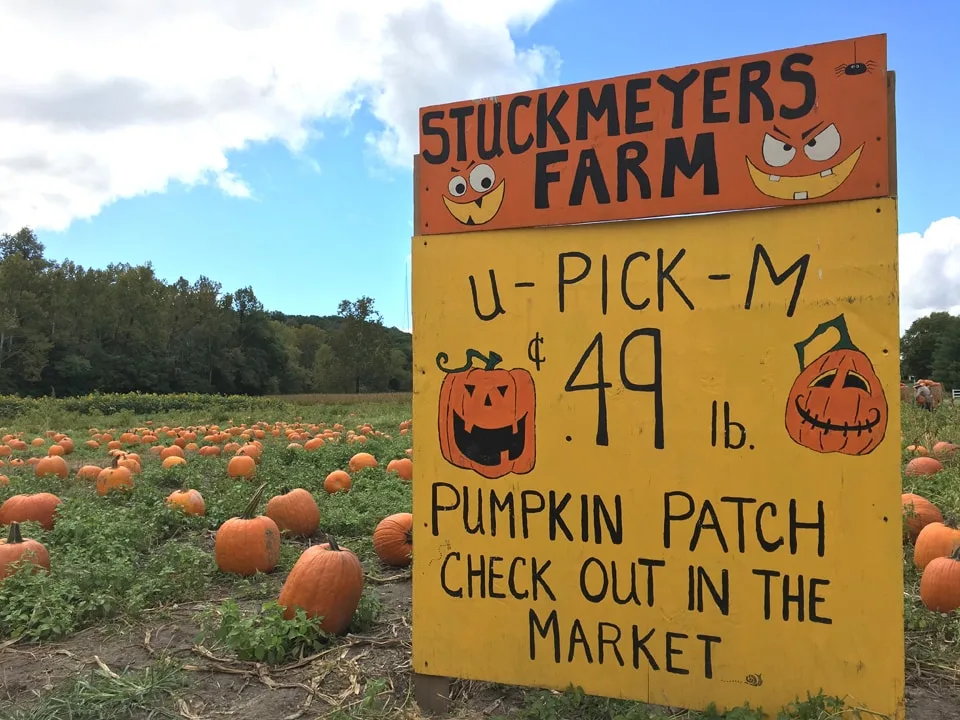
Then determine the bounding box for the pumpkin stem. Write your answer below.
[945,514,958,529]
[793,313,858,371]
[6,522,23,544]
[279,486,291,496]
[240,482,269,519]
[111,454,120,469]
[436,349,503,373]
[327,534,341,552]
[952,545,960,562]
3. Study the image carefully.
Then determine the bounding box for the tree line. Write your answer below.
[901,311,960,390]
[0,227,412,397]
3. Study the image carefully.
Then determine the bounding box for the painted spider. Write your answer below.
[835,42,879,76]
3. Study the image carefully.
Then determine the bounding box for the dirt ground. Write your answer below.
[1,579,958,720]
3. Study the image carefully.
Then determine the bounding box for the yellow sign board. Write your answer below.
[411,197,903,717]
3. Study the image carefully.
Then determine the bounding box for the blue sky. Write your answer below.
[27,0,958,333]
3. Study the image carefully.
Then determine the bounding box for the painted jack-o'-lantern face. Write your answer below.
[437,349,536,479]
[441,163,506,226]
[784,314,888,456]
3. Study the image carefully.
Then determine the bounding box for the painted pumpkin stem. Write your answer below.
[241,482,269,519]
[793,313,858,370]
[6,521,23,544]
[327,534,341,551]
[436,349,503,373]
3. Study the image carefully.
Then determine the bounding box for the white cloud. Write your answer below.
[0,0,562,233]
[899,216,960,335]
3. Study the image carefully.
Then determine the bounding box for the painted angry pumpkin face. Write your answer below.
[437,349,536,479]
[784,314,888,456]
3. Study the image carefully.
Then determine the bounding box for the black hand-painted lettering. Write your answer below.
[529,608,561,662]
[548,490,574,542]
[534,150,567,209]
[565,332,612,446]
[468,269,506,321]
[809,578,832,624]
[663,491,695,549]
[687,565,730,615]
[789,499,826,557]
[624,77,654,133]
[738,61,774,123]
[440,552,463,597]
[710,400,747,449]
[620,329,665,449]
[570,149,612,206]
[421,110,450,164]
[580,557,608,603]
[689,499,729,552]
[558,252,591,313]
[756,502,785,552]
[621,251,651,310]
[477,103,504,160]
[432,481,460,536]
[490,490,515,537]
[744,243,810,318]
[661,133,720,198]
[536,91,571,148]
[577,83,620,141]
[665,632,689,675]
[657,248,694,310]
[657,69,700,129]
[702,66,731,123]
[527,332,546,370]
[448,105,475,163]
[507,95,534,154]
[719,496,757,552]
[616,142,652,201]
[779,53,816,120]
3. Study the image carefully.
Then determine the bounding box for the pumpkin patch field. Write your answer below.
[0,393,958,720]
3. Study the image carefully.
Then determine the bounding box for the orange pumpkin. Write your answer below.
[903,493,943,543]
[373,513,413,568]
[278,535,364,635]
[214,483,280,576]
[96,456,134,496]
[919,546,960,613]
[34,455,69,479]
[348,452,378,472]
[437,348,536,478]
[0,522,50,580]
[914,517,960,570]
[324,470,352,494]
[265,488,320,537]
[227,455,257,479]
[906,457,943,477]
[386,458,413,482]
[0,492,63,531]
[783,314,887,456]
[166,489,206,516]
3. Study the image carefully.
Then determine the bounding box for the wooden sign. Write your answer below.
[411,197,904,717]
[416,34,888,235]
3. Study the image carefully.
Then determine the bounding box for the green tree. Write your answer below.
[901,312,960,380]
[328,297,391,393]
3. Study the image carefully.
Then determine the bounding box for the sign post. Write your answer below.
[411,34,903,719]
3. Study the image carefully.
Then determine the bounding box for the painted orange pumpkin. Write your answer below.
[783,314,887,455]
[436,349,536,479]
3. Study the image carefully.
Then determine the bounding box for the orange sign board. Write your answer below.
[416,34,889,235]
